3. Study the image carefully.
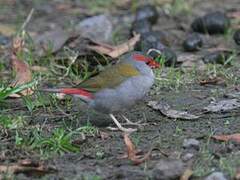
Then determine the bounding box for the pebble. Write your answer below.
[75,15,113,43]
[152,159,185,180]
[183,33,202,52]
[135,5,158,25]
[233,29,240,45]
[182,138,200,151]
[203,51,232,64]
[132,20,152,35]
[191,11,230,34]
[204,172,227,180]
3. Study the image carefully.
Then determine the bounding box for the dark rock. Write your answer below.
[203,51,232,64]
[161,48,177,66]
[0,35,10,46]
[147,47,177,67]
[233,29,240,45]
[132,20,152,35]
[135,31,165,52]
[191,11,230,34]
[182,138,200,151]
[204,172,227,180]
[112,166,150,180]
[152,159,186,180]
[183,33,202,51]
[135,5,158,25]
[75,15,113,43]
[135,31,177,66]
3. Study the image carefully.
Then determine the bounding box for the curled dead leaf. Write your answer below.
[180,168,193,180]
[235,167,240,180]
[199,77,225,86]
[9,54,33,97]
[123,133,152,165]
[212,133,240,144]
[148,101,200,120]
[0,159,56,176]
[87,33,140,58]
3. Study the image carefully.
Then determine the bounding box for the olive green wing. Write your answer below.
[77,63,140,92]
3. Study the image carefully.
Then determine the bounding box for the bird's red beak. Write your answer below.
[133,54,160,69]
[147,59,160,68]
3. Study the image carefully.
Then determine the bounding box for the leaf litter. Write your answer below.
[122,133,152,165]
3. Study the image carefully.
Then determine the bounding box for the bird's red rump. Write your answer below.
[61,88,93,99]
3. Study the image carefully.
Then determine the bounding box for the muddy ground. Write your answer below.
[0,0,240,179]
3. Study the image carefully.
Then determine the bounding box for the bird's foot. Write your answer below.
[109,114,137,133]
[121,115,147,128]
[107,126,137,133]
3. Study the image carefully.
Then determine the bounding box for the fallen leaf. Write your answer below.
[9,54,33,97]
[33,28,70,56]
[0,159,56,176]
[148,101,200,120]
[8,37,34,97]
[180,168,193,180]
[55,3,72,11]
[87,33,140,58]
[199,77,225,86]
[204,99,240,112]
[212,133,240,144]
[123,133,152,165]
[227,11,240,19]
[235,167,240,180]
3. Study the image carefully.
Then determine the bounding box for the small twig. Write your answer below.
[21,8,35,31]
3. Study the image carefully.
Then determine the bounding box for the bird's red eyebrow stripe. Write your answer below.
[60,88,94,99]
[133,54,153,62]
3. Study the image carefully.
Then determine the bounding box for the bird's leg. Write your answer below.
[109,114,137,133]
[121,115,143,126]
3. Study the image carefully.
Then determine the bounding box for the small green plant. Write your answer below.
[16,128,80,155]
[22,92,49,112]
[76,123,98,136]
[0,115,26,129]
[0,81,36,102]
[165,0,192,15]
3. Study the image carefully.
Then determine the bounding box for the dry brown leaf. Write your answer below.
[123,133,152,165]
[0,159,56,175]
[199,77,225,86]
[180,168,193,180]
[227,11,240,19]
[33,28,70,56]
[87,33,140,58]
[212,133,240,144]
[9,37,34,97]
[55,3,72,11]
[148,101,200,120]
[235,167,240,180]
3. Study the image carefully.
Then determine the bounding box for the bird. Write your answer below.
[42,51,159,133]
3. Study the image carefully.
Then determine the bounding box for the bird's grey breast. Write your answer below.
[89,63,155,114]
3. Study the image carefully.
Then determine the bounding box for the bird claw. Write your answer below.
[121,115,147,128]
[107,126,137,133]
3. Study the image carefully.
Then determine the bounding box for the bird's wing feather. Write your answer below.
[77,63,140,92]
